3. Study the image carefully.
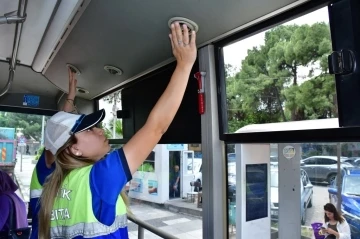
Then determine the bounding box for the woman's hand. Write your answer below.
[68,66,77,97]
[169,22,197,68]
[63,66,78,113]
[325,228,337,235]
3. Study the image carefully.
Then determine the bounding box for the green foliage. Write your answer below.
[100,91,123,139]
[226,22,335,132]
[138,163,154,172]
[99,122,112,139]
[0,112,48,140]
[284,74,336,120]
[99,119,123,139]
[108,119,123,136]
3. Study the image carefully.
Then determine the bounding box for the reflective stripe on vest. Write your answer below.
[50,214,127,238]
[50,165,128,238]
[30,189,43,199]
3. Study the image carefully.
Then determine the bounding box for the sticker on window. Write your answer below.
[283,146,296,159]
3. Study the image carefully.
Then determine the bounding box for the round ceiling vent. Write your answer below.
[66,64,81,75]
[168,17,199,34]
[104,65,123,76]
[76,87,89,94]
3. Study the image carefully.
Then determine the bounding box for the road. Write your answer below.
[305,184,329,226]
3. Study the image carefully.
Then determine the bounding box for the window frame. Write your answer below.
[214,0,360,144]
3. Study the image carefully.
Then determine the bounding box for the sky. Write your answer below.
[99,7,330,125]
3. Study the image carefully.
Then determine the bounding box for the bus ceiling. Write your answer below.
[1,0,323,101]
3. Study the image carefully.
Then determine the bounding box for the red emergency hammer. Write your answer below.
[194,72,206,114]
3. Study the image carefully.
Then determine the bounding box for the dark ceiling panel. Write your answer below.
[0,62,59,97]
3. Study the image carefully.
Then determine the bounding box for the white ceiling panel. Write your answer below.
[17,0,58,65]
[0,0,18,61]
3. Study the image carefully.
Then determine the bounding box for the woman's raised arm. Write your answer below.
[123,22,197,174]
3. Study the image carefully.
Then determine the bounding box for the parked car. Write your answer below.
[228,162,236,203]
[344,157,360,167]
[300,156,352,184]
[270,168,313,225]
[328,168,360,238]
[270,156,278,166]
[228,153,236,163]
[228,161,236,184]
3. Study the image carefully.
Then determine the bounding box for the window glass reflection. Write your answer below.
[99,91,123,139]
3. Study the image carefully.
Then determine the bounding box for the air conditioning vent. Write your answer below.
[168,17,199,34]
[76,87,89,94]
[104,65,123,75]
[66,63,81,75]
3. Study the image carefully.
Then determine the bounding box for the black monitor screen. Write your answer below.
[246,164,268,221]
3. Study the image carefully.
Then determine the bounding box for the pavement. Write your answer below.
[127,202,203,239]
[13,153,204,239]
[14,153,34,205]
[305,184,329,226]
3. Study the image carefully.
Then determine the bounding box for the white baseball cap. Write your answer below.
[44,109,106,155]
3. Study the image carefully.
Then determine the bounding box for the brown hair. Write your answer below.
[38,136,130,239]
[324,203,344,223]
